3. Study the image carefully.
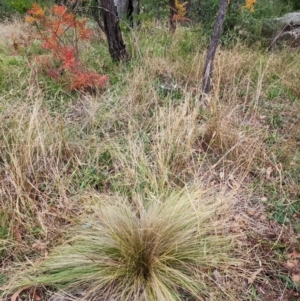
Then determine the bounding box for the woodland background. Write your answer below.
[0,0,300,300]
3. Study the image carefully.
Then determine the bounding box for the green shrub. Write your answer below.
[0,0,53,17]
[1,0,33,15]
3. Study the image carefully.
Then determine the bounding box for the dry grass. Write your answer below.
[0,19,300,300]
[0,18,28,44]
[0,99,82,260]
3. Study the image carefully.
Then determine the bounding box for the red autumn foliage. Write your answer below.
[50,4,67,17]
[60,46,78,69]
[71,71,108,91]
[24,3,107,92]
[172,14,191,22]
[27,3,45,19]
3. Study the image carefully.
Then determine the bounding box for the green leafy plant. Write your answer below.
[1,0,33,15]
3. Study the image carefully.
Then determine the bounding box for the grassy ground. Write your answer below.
[0,17,300,300]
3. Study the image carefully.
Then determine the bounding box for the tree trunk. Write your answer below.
[113,0,139,26]
[91,0,105,33]
[169,0,176,33]
[132,0,140,16]
[99,0,128,62]
[201,0,228,106]
[128,0,140,27]
[113,0,129,17]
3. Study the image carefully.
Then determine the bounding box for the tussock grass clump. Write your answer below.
[5,190,238,301]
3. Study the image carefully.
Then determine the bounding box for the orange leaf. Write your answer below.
[70,71,108,90]
[60,46,77,69]
[62,12,75,26]
[79,27,94,40]
[50,4,67,16]
[172,14,191,22]
[33,292,42,301]
[28,3,45,18]
[25,15,36,24]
